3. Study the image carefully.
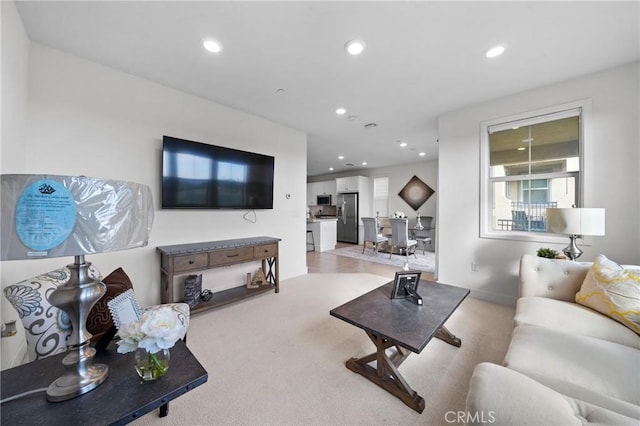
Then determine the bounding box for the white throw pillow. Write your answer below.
[576,254,640,334]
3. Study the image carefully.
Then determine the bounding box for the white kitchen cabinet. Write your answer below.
[318,181,336,203]
[306,219,337,252]
[307,182,322,205]
[336,176,368,193]
[307,180,337,205]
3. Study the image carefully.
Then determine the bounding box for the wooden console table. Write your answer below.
[157,236,281,314]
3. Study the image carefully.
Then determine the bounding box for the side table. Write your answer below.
[1,340,207,425]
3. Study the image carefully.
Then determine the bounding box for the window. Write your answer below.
[521,179,548,204]
[480,101,590,240]
[373,177,389,217]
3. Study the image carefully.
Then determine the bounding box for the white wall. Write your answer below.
[438,62,640,305]
[1,4,308,368]
[0,1,29,173]
[0,0,32,368]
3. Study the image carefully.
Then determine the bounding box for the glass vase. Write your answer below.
[133,348,170,381]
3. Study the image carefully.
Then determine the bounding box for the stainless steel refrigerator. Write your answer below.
[337,192,358,244]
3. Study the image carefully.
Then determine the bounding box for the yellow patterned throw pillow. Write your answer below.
[576,255,640,334]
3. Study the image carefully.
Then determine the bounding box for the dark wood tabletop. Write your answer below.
[1,339,207,426]
[330,280,470,353]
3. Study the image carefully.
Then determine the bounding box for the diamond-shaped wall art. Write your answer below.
[398,175,434,211]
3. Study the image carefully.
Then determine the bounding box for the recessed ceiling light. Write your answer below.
[338,155,344,160]
[362,162,367,166]
[336,108,346,115]
[419,152,426,157]
[345,40,365,55]
[517,147,526,151]
[203,39,223,53]
[329,167,334,171]
[399,142,408,148]
[485,45,505,58]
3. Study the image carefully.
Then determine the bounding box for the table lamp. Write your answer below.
[546,207,605,261]
[1,174,153,401]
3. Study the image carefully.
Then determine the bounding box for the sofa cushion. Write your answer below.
[515,297,640,349]
[504,325,640,418]
[519,254,590,302]
[575,254,640,334]
[466,362,638,425]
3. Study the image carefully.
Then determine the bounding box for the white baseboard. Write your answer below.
[469,288,517,307]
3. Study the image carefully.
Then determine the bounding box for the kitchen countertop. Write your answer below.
[307,217,338,223]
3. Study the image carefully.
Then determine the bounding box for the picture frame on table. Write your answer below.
[391,271,422,300]
[107,289,142,330]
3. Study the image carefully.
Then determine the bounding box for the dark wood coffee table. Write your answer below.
[330,280,469,413]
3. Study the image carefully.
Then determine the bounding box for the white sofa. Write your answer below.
[465,254,640,425]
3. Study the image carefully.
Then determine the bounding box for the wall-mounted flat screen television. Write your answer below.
[162,136,275,209]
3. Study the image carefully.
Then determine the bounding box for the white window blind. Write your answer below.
[373,177,389,217]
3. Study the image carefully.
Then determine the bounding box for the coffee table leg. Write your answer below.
[435,325,461,347]
[345,331,425,413]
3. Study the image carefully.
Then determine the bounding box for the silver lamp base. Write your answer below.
[46,345,108,401]
[563,234,583,261]
[46,255,109,402]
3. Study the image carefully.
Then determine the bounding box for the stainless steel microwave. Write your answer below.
[317,194,332,205]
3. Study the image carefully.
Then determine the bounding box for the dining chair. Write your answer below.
[361,217,388,256]
[413,216,433,254]
[389,218,418,260]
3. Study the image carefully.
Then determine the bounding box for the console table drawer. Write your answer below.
[209,246,254,266]
[254,243,278,259]
[173,253,208,272]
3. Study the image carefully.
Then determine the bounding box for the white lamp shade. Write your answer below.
[546,208,605,236]
[1,174,154,260]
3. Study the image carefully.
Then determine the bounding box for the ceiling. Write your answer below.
[14,1,640,177]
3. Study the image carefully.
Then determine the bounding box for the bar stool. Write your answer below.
[306,230,315,252]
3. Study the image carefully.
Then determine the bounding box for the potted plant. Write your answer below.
[536,247,559,259]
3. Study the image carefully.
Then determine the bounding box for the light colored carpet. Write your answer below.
[133,273,514,426]
[327,245,436,272]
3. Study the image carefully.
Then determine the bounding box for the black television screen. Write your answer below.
[162,136,274,209]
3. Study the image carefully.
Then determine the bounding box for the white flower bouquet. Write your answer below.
[116,306,187,354]
[117,306,187,380]
[392,211,406,218]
